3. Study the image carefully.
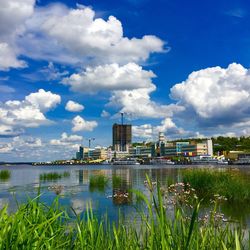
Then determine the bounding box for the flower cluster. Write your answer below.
[164,182,198,209]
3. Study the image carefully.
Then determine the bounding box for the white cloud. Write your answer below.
[40,62,69,81]
[50,132,83,147]
[0,143,13,153]
[13,136,43,148]
[72,115,98,132]
[40,6,164,65]
[63,63,156,93]
[0,89,61,136]
[101,110,110,118]
[133,118,204,140]
[108,86,184,118]
[155,118,179,133]
[132,124,153,139]
[0,136,42,155]
[0,0,35,38]
[0,43,26,71]
[17,3,164,66]
[0,124,24,137]
[170,63,250,126]
[0,0,35,71]
[25,89,61,112]
[65,100,84,112]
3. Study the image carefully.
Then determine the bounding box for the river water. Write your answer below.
[0,164,250,227]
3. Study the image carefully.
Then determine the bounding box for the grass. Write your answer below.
[39,171,70,181]
[182,168,250,202]
[0,177,248,249]
[112,175,122,188]
[89,175,109,192]
[0,170,11,181]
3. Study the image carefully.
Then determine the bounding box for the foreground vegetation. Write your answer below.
[0,170,11,181]
[0,177,248,249]
[89,175,109,192]
[39,171,70,181]
[183,168,250,202]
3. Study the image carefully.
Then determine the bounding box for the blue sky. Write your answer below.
[1,0,250,161]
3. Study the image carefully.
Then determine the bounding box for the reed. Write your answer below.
[182,168,250,202]
[89,175,109,192]
[0,170,11,181]
[39,171,70,181]
[112,175,122,188]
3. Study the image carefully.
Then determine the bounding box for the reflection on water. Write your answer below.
[0,164,250,227]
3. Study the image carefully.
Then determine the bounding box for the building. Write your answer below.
[87,147,108,160]
[112,123,132,152]
[154,139,214,157]
[76,146,89,160]
[158,132,166,145]
[129,146,152,157]
[79,146,84,160]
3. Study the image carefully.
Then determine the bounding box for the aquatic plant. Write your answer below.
[0,170,11,181]
[0,178,247,249]
[39,171,70,181]
[182,168,250,202]
[112,175,122,188]
[89,175,109,192]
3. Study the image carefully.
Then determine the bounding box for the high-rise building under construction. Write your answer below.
[112,123,132,152]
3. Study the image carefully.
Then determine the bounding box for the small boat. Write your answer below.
[150,158,175,165]
[112,158,140,165]
[190,155,228,165]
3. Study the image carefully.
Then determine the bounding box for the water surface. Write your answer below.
[0,164,250,227]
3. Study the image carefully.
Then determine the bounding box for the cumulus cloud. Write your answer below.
[25,89,61,112]
[0,89,61,136]
[170,63,250,127]
[63,63,156,93]
[50,132,83,147]
[0,43,26,71]
[0,0,35,71]
[132,124,153,139]
[72,115,98,132]
[40,6,164,65]
[16,3,164,66]
[133,118,204,140]
[65,100,84,112]
[108,86,184,118]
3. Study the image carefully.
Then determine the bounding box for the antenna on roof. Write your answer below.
[121,112,124,125]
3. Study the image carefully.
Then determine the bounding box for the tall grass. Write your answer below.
[0,178,247,249]
[183,168,250,202]
[0,170,11,181]
[39,171,70,181]
[112,175,122,188]
[89,175,109,192]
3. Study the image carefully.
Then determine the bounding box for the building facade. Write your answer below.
[152,139,214,157]
[112,123,132,152]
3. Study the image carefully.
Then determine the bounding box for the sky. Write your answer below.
[1,0,250,161]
